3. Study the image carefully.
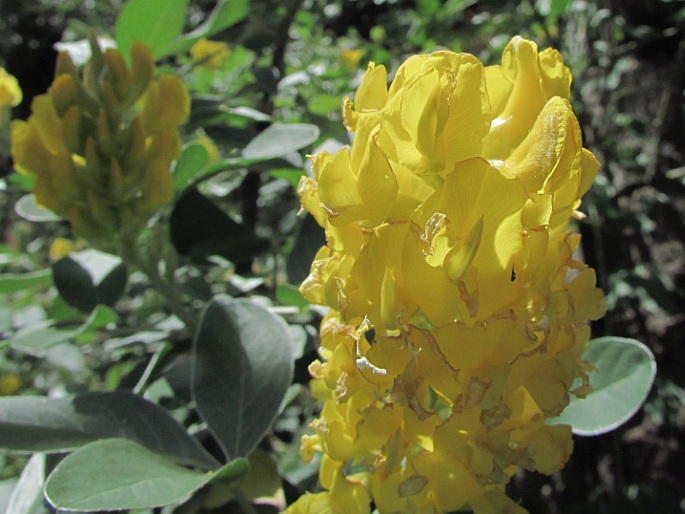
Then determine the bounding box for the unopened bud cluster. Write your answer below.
[11,35,190,251]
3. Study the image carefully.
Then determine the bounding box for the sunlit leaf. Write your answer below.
[5,305,116,354]
[44,439,214,511]
[307,94,342,116]
[242,123,320,160]
[169,0,250,55]
[14,195,60,222]
[52,249,127,313]
[547,337,657,436]
[173,143,210,191]
[0,391,219,469]
[268,168,306,189]
[0,270,52,294]
[115,0,189,62]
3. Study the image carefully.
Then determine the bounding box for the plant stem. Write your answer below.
[121,227,198,336]
[231,484,259,514]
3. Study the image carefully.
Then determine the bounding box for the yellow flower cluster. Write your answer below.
[11,35,189,251]
[291,37,605,514]
[190,38,231,69]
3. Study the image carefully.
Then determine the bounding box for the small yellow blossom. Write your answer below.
[49,237,74,261]
[10,34,190,252]
[190,38,231,69]
[294,36,605,514]
[340,48,363,73]
[0,374,21,396]
[0,67,22,108]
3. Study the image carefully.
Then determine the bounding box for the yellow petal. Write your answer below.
[343,62,387,132]
[483,37,548,160]
[10,120,52,176]
[443,61,491,167]
[0,67,22,107]
[29,95,66,154]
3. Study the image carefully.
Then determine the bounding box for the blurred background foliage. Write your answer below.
[1,0,684,513]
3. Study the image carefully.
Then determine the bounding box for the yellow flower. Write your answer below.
[0,67,22,108]
[49,237,74,261]
[340,48,363,73]
[0,374,21,396]
[10,34,190,252]
[190,38,231,69]
[296,37,605,514]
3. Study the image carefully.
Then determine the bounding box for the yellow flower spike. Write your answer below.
[0,67,22,107]
[11,36,189,251]
[298,36,604,514]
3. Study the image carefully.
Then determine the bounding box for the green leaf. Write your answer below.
[14,194,60,222]
[0,270,52,294]
[268,168,306,189]
[550,0,571,17]
[115,0,189,62]
[5,305,116,354]
[0,391,219,469]
[44,438,214,511]
[6,173,35,192]
[192,296,294,459]
[286,212,326,285]
[169,0,250,55]
[241,123,320,161]
[536,0,571,17]
[173,143,210,191]
[547,337,657,436]
[170,189,269,264]
[7,454,46,514]
[307,94,343,116]
[52,249,127,313]
[212,457,250,483]
[276,283,309,309]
